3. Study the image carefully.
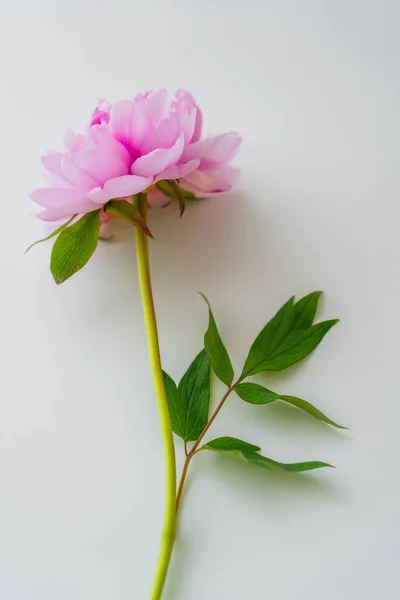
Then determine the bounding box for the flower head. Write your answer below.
[30,90,241,221]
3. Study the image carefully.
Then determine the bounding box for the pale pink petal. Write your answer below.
[42,153,70,186]
[143,90,169,124]
[87,174,152,204]
[109,100,133,143]
[140,114,180,155]
[178,106,197,145]
[87,126,131,163]
[63,128,85,153]
[131,134,185,177]
[90,99,111,126]
[154,158,200,183]
[173,90,202,142]
[30,187,87,209]
[74,149,128,184]
[181,166,240,195]
[62,156,100,190]
[37,202,98,221]
[182,132,241,167]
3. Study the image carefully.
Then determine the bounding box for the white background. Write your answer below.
[1,1,399,598]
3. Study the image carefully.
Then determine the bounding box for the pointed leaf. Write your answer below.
[241,293,338,377]
[235,382,346,428]
[163,372,186,439]
[293,291,323,329]
[202,437,332,471]
[50,210,101,284]
[105,199,153,237]
[258,319,339,371]
[200,293,234,386]
[241,296,295,378]
[168,349,211,441]
[25,215,77,253]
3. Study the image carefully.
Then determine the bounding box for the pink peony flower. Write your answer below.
[30,90,241,222]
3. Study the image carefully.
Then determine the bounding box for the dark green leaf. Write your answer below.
[202,436,333,471]
[241,293,338,377]
[104,199,153,237]
[241,296,295,378]
[200,293,234,387]
[165,350,211,442]
[162,372,186,439]
[235,382,346,428]
[258,320,339,371]
[50,210,101,284]
[25,215,77,253]
[293,291,322,329]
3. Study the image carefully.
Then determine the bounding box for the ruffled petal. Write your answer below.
[140,114,180,155]
[182,132,241,167]
[88,126,131,163]
[87,174,152,204]
[37,202,98,221]
[63,128,85,153]
[41,153,70,186]
[173,89,202,142]
[62,156,100,190]
[131,134,185,177]
[181,166,240,195]
[30,187,87,209]
[154,158,200,183]
[73,149,128,184]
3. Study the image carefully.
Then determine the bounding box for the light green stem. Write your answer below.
[135,193,176,600]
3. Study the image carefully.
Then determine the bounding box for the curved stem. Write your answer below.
[135,193,176,600]
[176,382,240,513]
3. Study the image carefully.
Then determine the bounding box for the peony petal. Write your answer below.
[62,156,100,190]
[143,89,169,124]
[182,132,241,167]
[88,126,131,163]
[37,202,98,221]
[30,187,87,209]
[87,174,152,204]
[140,114,180,155]
[42,153,70,186]
[63,128,85,153]
[181,166,240,195]
[109,100,133,144]
[90,99,111,126]
[73,149,129,184]
[173,90,202,142]
[154,158,200,183]
[131,134,185,177]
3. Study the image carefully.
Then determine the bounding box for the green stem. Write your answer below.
[135,193,177,600]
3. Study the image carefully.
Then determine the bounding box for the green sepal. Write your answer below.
[104,199,153,237]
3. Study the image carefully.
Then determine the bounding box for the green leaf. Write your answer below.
[50,210,101,284]
[162,372,186,439]
[241,293,338,377]
[164,350,211,442]
[202,436,333,472]
[104,199,153,237]
[235,382,346,428]
[25,214,77,253]
[293,291,322,329]
[200,293,234,387]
